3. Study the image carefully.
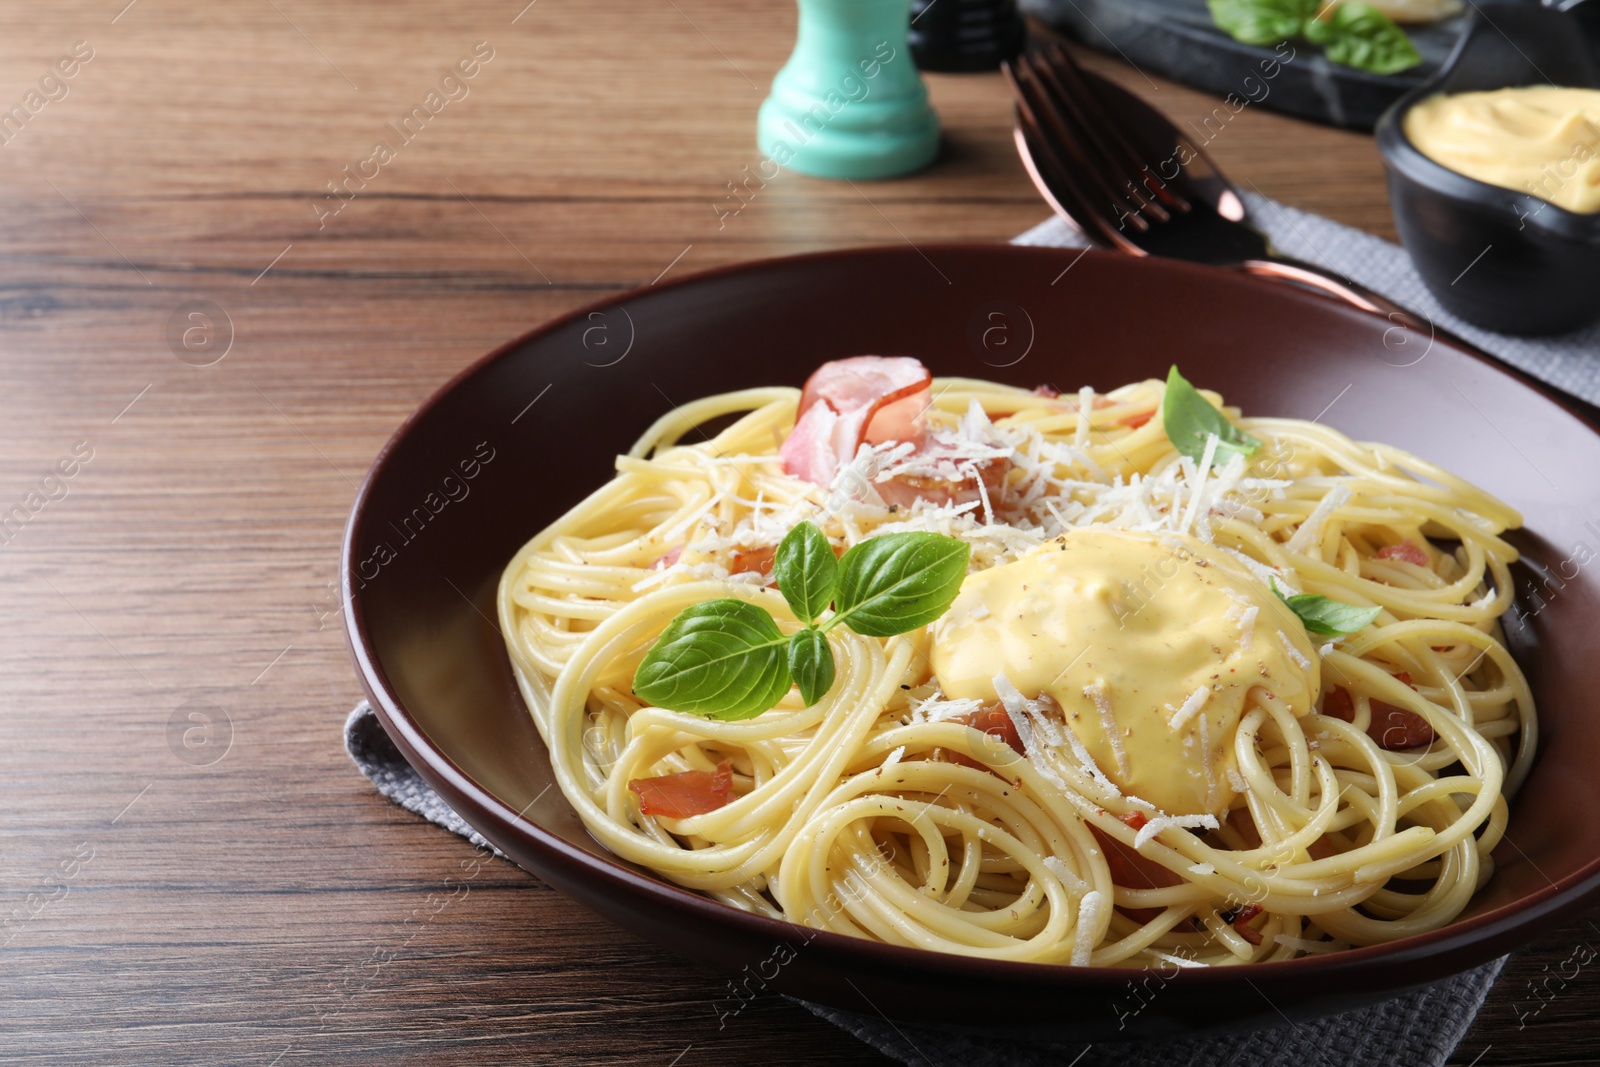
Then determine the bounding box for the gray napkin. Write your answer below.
[1015,193,1600,406]
[345,702,1503,1066]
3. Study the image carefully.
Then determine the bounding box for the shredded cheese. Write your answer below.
[1133,812,1221,850]
[1083,681,1129,777]
[1167,685,1211,731]
[1072,890,1104,966]
[910,691,985,724]
[1277,630,1311,669]
[880,746,906,775]
[1237,605,1259,649]
[1075,385,1095,448]
[1043,854,1087,893]
[1286,484,1352,555]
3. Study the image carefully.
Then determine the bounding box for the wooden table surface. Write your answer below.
[2,2,1594,1064]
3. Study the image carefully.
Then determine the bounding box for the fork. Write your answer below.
[1003,42,1440,334]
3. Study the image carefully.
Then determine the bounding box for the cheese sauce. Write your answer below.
[929,527,1319,817]
[1403,86,1600,213]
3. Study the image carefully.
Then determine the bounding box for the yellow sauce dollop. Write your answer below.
[1404,86,1600,213]
[929,528,1319,817]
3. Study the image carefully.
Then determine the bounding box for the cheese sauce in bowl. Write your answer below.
[1403,86,1600,213]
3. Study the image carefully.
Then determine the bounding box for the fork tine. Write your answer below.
[1030,48,1175,218]
[1005,59,1149,243]
[1038,42,1193,215]
[1010,53,1164,228]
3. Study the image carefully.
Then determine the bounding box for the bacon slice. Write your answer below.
[778,399,845,485]
[628,760,734,818]
[937,702,1026,774]
[727,545,776,578]
[875,455,1012,514]
[1370,702,1436,751]
[1320,672,1435,751]
[1231,903,1265,945]
[1376,542,1429,567]
[1320,686,1354,722]
[1089,823,1183,923]
[961,703,1025,756]
[780,356,932,486]
[1091,826,1182,890]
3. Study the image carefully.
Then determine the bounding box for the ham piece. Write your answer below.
[779,356,932,486]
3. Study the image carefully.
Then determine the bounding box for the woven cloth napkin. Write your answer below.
[346,702,1502,1067]
[337,192,1600,1065]
[1015,193,1600,407]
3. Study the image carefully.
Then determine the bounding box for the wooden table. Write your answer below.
[2,2,1592,1064]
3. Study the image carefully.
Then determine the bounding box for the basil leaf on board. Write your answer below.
[1304,3,1421,74]
[774,521,838,625]
[1273,581,1383,637]
[1207,0,1314,45]
[787,627,836,706]
[1162,365,1262,465]
[632,599,792,721]
[828,532,971,638]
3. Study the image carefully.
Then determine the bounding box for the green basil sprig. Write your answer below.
[1207,0,1421,75]
[1272,579,1382,636]
[1162,365,1262,465]
[1303,3,1422,76]
[1208,0,1310,44]
[633,522,970,720]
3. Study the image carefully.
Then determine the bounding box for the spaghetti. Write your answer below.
[497,362,1533,967]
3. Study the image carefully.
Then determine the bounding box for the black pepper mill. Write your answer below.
[908,0,1026,72]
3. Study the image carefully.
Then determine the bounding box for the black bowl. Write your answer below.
[1375,2,1600,336]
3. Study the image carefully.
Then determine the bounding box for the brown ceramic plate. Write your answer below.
[343,244,1600,1040]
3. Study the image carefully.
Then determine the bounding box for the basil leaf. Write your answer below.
[774,522,838,625]
[829,532,970,638]
[633,599,791,720]
[1208,0,1315,45]
[787,627,836,705]
[1162,365,1262,465]
[1272,581,1382,637]
[1304,3,1420,74]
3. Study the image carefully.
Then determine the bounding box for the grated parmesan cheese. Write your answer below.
[910,690,985,724]
[1237,605,1258,649]
[994,673,1117,800]
[1277,630,1311,669]
[879,746,906,775]
[1043,854,1087,893]
[1072,890,1104,966]
[1178,433,1219,536]
[1166,686,1211,731]
[1133,812,1220,850]
[1149,950,1208,969]
[1082,681,1129,777]
[1286,485,1351,555]
[1223,546,1297,595]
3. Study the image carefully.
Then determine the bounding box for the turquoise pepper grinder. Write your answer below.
[757,0,941,180]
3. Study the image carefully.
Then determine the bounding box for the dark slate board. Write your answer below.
[1019,0,1507,130]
